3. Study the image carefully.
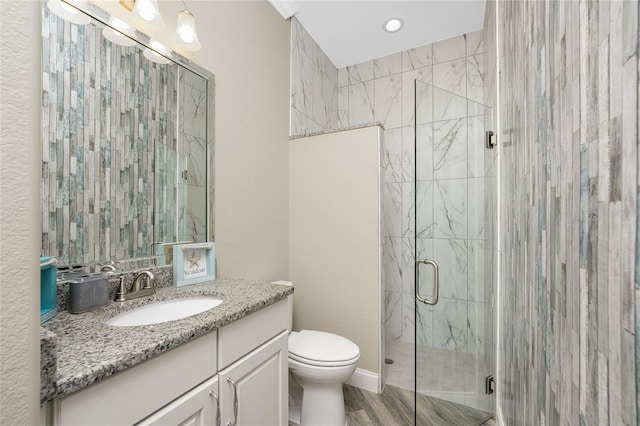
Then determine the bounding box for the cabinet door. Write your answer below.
[137,376,220,426]
[218,332,288,426]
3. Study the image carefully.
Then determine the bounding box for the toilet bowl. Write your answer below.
[287,330,360,426]
[271,281,360,426]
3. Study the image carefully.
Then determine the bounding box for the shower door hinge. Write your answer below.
[485,130,496,149]
[485,375,495,395]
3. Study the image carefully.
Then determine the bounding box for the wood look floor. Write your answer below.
[344,384,494,426]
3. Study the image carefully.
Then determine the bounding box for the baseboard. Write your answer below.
[497,406,505,426]
[345,368,379,393]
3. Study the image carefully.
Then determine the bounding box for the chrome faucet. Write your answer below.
[115,270,156,302]
[100,264,117,272]
[132,270,154,291]
[99,260,117,273]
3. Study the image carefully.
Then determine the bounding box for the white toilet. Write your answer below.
[274,281,360,426]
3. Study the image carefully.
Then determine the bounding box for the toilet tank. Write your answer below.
[271,281,293,332]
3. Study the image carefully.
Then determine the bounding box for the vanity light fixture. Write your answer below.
[46,0,91,26]
[102,17,136,47]
[175,1,201,51]
[383,18,404,33]
[132,0,165,30]
[143,39,172,64]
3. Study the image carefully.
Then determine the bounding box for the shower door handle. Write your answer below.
[416,259,439,305]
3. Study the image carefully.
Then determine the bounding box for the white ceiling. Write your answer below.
[268,0,486,69]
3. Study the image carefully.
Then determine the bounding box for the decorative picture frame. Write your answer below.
[173,242,216,287]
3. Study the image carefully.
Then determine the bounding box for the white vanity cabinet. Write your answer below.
[217,299,290,426]
[137,376,220,426]
[49,299,289,426]
[218,332,288,426]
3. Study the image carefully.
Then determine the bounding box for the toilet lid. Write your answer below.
[289,330,360,366]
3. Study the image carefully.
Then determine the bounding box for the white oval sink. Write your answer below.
[106,296,223,327]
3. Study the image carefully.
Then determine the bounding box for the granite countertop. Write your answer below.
[40,277,293,403]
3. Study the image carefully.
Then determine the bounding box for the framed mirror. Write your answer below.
[40,0,214,272]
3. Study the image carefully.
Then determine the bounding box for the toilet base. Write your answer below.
[300,382,346,426]
[290,370,348,426]
[288,374,303,425]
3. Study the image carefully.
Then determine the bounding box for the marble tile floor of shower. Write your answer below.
[384,340,491,412]
[344,384,494,426]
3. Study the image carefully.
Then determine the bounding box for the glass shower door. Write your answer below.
[414,79,493,415]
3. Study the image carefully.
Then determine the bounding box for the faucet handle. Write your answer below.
[114,277,127,302]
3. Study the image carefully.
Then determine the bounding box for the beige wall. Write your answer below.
[289,126,382,375]
[0,1,42,424]
[191,1,290,282]
[94,0,291,281]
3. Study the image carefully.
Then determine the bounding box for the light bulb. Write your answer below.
[149,40,170,55]
[103,28,136,47]
[143,40,172,64]
[109,17,133,34]
[133,0,165,29]
[135,0,156,20]
[47,0,91,26]
[180,27,195,43]
[175,10,201,51]
[102,17,135,47]
[143,48,170,64]
[60,2,78,14]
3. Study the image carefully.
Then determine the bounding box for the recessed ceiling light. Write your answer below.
[384,18,404,33]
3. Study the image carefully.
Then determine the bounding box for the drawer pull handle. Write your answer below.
[226,378,238,426]
[209,390,221,426]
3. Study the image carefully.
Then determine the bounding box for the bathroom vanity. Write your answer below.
[37,3,269,423]
[40,278,293,426]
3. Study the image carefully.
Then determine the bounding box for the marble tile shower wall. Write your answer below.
[154,72,183,248]
[488,0,639,424]
[289,20,487,351]
[290,17,338,136]
[176,69,208,243]
[381,33,486,353]
[42,8,177,265]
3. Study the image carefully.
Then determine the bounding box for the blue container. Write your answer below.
[40,257,58,323]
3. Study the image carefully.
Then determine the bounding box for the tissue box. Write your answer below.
[40,257,57,324]
[69,274,109,313]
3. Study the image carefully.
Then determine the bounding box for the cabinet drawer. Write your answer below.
[218,299,288,370]
[58,332,217,426]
